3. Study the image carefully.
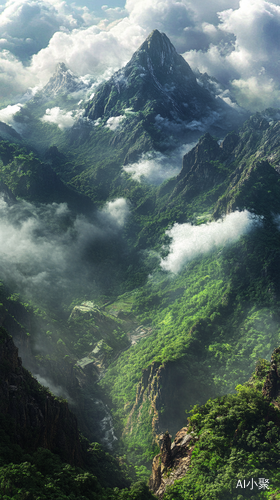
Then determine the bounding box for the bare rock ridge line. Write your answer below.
[81,28,244,161]
[85,28,226,122]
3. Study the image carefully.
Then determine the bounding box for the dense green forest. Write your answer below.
[164,356,280,500]
[1,31,280,499]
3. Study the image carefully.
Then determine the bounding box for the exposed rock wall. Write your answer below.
[149,427,197,499]
[148,347,280,498]
[169,133,232,204]
[124,354,216,447]
[124,361,164,437]
[0,327,84,466]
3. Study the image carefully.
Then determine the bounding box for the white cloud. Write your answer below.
[1,0,280,111]
[0,196,130,300]
[40,106,75,129]
[101,198,130,226]
[161,210,262,273]
[186,0,240,25]
[0,0,95,59]
[123,154,173,183]
[231,76,280,111]
[0,103,22,128]
[105,115,124,131]
[126,0,194,36]
[183,0,280,110]
[123,142,197,184]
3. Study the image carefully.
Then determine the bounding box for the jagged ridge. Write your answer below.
[84,29,241,139]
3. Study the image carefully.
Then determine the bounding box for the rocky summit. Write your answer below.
[84,30,244,147]
[41,62,90,98]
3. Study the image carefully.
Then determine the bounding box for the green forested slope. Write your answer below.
[2,91,280,498]
[99,222,280,467]
[160,356,280,500]
[0,326,156,500]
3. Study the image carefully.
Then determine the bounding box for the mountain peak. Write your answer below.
[55,62,68,74]
[84,30,245,154]
[143,29,176,56]
[42,62,87,97]
[130,29,194,79]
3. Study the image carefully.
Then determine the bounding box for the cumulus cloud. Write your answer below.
[40,107,76,129]
[161,210,262,273]
[0,103,22,129]
[231,76,280,111]
[123,142,197,184]
[0,49,35,99]
[1,0,280,111]
[183,0,280,110]
[0,195,130,302]
[126,0,193,39]
[101,198,130,226]
[105,115,124,131]
[0,0,96,60]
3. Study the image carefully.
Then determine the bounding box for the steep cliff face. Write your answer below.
[213,159,280,218]
[0,327,84,466]
[124,362,164,438]
[149,428,197,499]
[169,133,231,202]
[161,113,280,222]
[148,347,280,499]
[123,357,215,449]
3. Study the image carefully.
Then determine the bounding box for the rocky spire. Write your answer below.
[41,62,87,97]
[129,29,195,80]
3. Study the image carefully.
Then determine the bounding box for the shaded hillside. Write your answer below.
[137,111,280,249]
[0,326,156,499]
[149,351,280,499]
[0,326,84,466]
[0,139,94,212]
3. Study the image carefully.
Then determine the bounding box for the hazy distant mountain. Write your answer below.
[40,62,92,98]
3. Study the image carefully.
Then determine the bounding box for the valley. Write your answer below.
[0,28,280,499]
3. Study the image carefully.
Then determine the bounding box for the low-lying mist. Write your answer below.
[0,195,130,308]
[161,210,263,273]
[123,141,198,184]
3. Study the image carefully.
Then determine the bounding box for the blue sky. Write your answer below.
[72,0,126,13]
[0,0,280,110]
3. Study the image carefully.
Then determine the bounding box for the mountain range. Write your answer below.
[0,29,280,499]
[7,30,247,199]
